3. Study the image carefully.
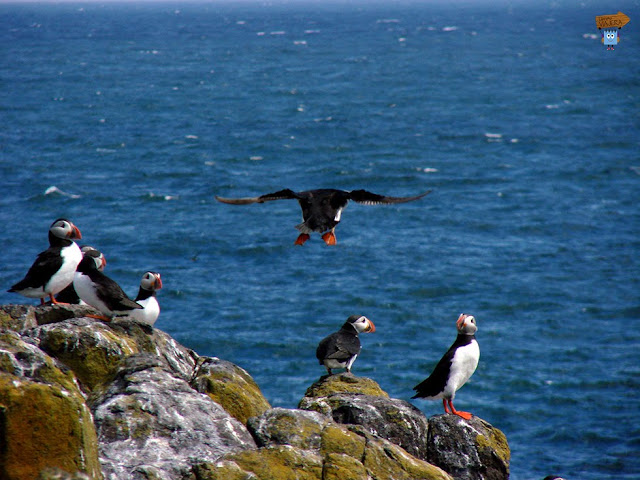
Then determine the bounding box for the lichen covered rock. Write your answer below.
[192,357,271,425]
[0,331,102,480]
[300,372,389,401]
[0,304,37,332]
[195,445,324,480]
[199,401,452,480]
[193,420,452,480]
[299,373,430,461]
[358,427,453,480]
[25,314,197,393]
[0,304,509,480]
[427,414,510,480]
[91,354,256,480]
[248,407,331,449]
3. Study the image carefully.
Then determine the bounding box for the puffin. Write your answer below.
[543,477,566,480]
[73,253,142,321]
[8,218,83,305]
[412,313,480,420]
[316,315,376,375]
[129,271,163,326]
[55,246,107,304]
[215,188,431,245]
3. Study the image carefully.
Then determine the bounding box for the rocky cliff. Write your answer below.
[0,304,509,480]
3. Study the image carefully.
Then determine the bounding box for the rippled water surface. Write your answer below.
[1,1,639,478]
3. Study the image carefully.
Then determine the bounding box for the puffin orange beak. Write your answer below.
[456,313,467,330]
[70,225,82,240]
[366,319,376,333]
[155,274,163,290]
[100,256,107,270]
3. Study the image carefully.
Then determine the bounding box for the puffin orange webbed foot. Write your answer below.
[322,231,337,246]
[294,233,310,245]
[453,410,473,420]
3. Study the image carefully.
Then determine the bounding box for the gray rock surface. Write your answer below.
[427,414,510,480]
[247,407,331,449]
[299,374,430,461]
[91,354,256,480]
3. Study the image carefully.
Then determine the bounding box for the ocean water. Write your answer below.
[1,1,639,478]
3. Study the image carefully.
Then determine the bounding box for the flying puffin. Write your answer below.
[56,246,107,304]
[412,313,480,420]
[8,218,83,305]
[316,315,376,375]
[73,253,142,321]
[215,188,431,245]
[129,271,162,326]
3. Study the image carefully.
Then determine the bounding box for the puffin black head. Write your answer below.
[80,245,106,271]
[140,271,162,292]
[49,218,82,242]
[76,253,100,273]
[343,314,376,334]
[456,313,477,335]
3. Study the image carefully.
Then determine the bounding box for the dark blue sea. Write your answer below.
[1,0,639,478]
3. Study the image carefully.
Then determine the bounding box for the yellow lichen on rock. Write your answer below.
[205,446,323,480]
[302,373,389,399]
[34,320,138,392]
[319,423,366,459]
[192,357,271,425]
[362,432,453,480]
[476,422,511,466]
[0,374,101,480]
[321,452,368,480]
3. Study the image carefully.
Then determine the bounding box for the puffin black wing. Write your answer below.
[215,189,299,205]
[412,334,475,398]
[316,330,361,364]
[9,247,64,292]
[84,268,142,312]
[412,347,456,398]
[348,189,431,205]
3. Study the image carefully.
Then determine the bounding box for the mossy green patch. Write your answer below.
[301,374,389,401]
[0,305,36,332]
[321,453,367,480]
[320,424,366,459]
[0,331,79,393]
[362,435,453,480]
[253,410,326,449]
[476,426,510,466]
[191,460,254,480]
[0,374,102,480]
[212,446,323,480]
[37,325,138,392]
[193,359,271,425]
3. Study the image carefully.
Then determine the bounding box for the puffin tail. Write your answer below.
[295,222,312,234]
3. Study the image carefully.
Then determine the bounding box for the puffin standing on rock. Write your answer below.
[412,314,480,420]
[73,252,142,321]
[8,218,83,305]
[56,245,107,304]
[316,315,376,375]
[129,271,163,326]
[215,188,431,245]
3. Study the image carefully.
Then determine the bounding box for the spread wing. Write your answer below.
[348,189,431,205]
[215,189,298,205]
